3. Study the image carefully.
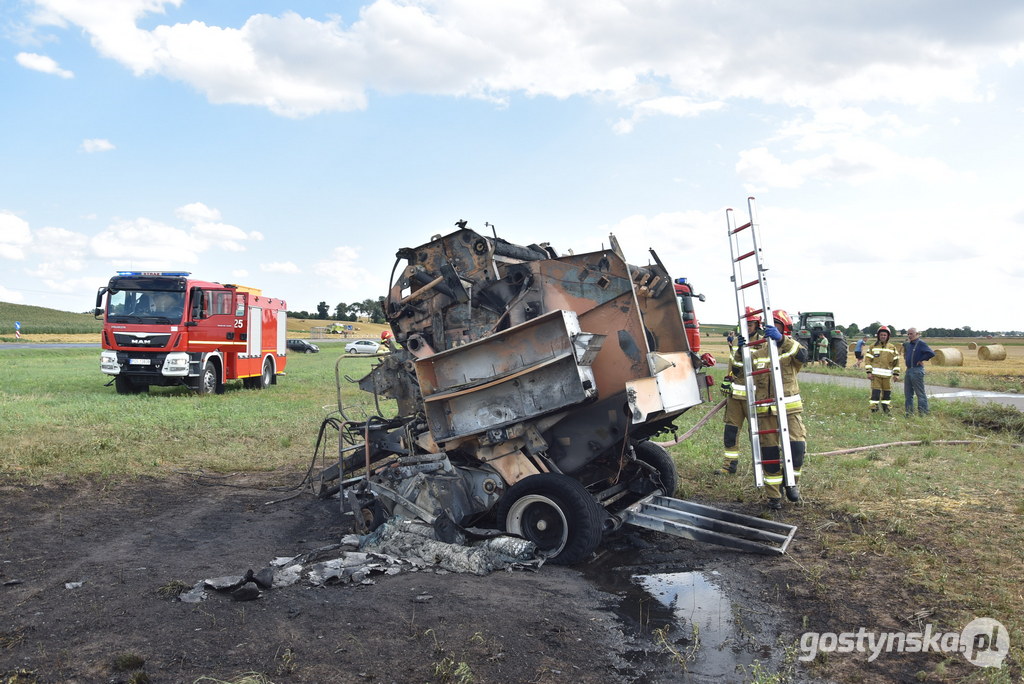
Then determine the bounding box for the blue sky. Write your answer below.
[2,0,1023,331]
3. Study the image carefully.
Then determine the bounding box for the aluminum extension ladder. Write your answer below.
[726,197,796,489]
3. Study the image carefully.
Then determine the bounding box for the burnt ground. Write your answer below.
[0,475,972,684]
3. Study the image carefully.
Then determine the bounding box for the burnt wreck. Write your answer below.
[315,223,793,564]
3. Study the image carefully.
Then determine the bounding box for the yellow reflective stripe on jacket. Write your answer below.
[871,368,894,377]
[755,394,803,414]
[778,340,802,360]
[731,383,748,397]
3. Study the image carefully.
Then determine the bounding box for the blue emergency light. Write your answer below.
[116,271,191,277]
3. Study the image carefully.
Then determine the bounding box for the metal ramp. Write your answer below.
[622,494,797,555]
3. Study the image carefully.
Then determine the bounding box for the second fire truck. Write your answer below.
[95,271,288,395]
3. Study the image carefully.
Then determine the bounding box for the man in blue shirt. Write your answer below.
[902,328,935,416]
[854,336,867,368]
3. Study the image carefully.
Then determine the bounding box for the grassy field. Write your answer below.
[0,347,384,479]
[669,380,1023,681]
[1,342,1021,679]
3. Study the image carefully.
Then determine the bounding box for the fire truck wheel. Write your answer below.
[257,359,273,389]
[198,361,219,395]
[635,440,678,496]
[498,473,603,565]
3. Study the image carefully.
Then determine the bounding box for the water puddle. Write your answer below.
[583,550,785,682]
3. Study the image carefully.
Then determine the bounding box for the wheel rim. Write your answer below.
[201,368,216,393]
[262,362,272,386]
[506,494,568,555]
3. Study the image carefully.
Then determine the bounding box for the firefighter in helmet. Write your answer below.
[865,325,900,413]
[719,307,763,474]
[750,308,808,509]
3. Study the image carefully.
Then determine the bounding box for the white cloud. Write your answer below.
[170,203,260,252]
[0,285,25,303]
[613,96,725,134]
[81,138,115,153]
[175,202,221,223]
[42,276,107,295]
[32,226,89,256]
[189,222,248,241]
[312,246,375,291]
[91,217,198,263]
[16,51,73,78]
[260,261,300,274]
[736,136,959,192]
[26,259,86,279]
[26,0,1024,120]
[26,228,89,280]
[0,212,33,259]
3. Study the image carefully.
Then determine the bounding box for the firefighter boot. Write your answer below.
[762,446,783,510]
[718,431,740,475]
[784,441,805,503]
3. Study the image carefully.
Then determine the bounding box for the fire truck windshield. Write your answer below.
[107,290,186,324]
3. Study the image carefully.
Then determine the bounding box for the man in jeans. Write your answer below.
[903,328,935,416]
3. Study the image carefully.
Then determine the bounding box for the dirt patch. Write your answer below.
[0,476,973,683]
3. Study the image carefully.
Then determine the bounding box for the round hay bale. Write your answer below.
[967,341,978,350]
[978,344,1006,361]
[931,348,963,366]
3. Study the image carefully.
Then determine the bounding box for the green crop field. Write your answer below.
[0,301,103,338]
[0,345,1021,678]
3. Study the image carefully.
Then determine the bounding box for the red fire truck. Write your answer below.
[95,271,288,395]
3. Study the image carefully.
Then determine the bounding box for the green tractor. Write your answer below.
[795,312,848,367]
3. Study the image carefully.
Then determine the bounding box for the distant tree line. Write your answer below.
[288,298,385,324]
[839,322,1016,338]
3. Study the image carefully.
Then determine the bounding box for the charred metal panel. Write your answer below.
[415,310,601,442]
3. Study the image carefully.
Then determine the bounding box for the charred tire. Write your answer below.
[498,473,604,565]
[830,338,849,367]
[360,500,388,532]
[197,361,219,395]
[635,440,678,496]
[114,375,146,395]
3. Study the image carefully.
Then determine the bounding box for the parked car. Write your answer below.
[345,339,381,354]
[287,339,320,354]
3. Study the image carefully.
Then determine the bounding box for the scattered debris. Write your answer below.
[179,518,543,602]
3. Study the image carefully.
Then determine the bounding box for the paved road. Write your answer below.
[799,370,1024,411]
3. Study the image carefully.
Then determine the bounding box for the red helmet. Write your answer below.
[380,330,393,341]
[772,309,793,335]
[876,326,892,339]
[743,306,762,323]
